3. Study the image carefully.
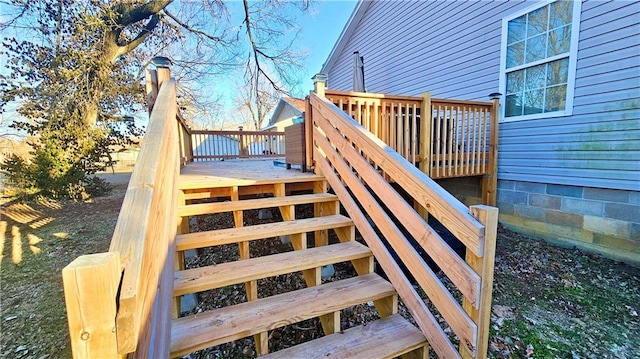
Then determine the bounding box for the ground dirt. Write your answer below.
[1,188,638,359]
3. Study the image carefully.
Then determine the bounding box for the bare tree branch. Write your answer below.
[162,9,223,43]
[114,0,173,27]
[116,14,160,57]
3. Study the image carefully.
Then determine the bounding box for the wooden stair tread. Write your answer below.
[170,273,395,357]
[174,241,372,296]
[176,214,353,251]
[178,193,338,217]
[262,314,426,359]
[178,162,324,190]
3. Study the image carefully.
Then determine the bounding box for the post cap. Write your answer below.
[151,56,172,68]
[312,73,328,83]
[489,92,502,100]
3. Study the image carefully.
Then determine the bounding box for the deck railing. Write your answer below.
[62,74,179,357]
[309,91,498,358]
[325,90,423,164]
[324,90,499,191]
[191,130,285,161]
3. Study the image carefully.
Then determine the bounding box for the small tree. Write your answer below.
[1,0,310,199]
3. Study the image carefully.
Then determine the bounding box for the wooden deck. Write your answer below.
[179,158,323,190]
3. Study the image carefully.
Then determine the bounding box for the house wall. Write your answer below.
[271,118,295,132]
[273,106,302,124]
[322,0,640,263]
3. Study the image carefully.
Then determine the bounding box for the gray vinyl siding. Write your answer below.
[323,0,640,191]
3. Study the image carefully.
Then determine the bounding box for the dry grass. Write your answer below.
[1,185,126,359]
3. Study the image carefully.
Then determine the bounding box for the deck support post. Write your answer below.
[481,95,500,206]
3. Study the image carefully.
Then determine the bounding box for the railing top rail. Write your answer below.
[310,92,485,255]
[191,129,285,136]
[431,98,493,107]
[108,79,178,352]
[326,89,494,108]
[325,89,423,102]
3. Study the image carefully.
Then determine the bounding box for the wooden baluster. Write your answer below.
[404,103,410,160]
[396,103,403,156]
[454,106,461,177]
[435,105,442,178]
[411,103,417,164]
[419,93,432,176]
[447,108,454,178]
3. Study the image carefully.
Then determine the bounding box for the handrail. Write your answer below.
[63,79,180,357]
[308,92,498,358]
[191,129,285,161]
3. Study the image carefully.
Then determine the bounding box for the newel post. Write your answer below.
[460,205,498,359]
[482,93,501,206]
[146,56,172,116]
[63,252,123,358]
[306,74,328,171]
[313,73,327,98]
[419,92,432,176]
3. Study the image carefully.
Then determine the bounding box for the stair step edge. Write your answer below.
[178,193,338,217]
[176,214,353,251]
[174,241,372,296]
[262,314,427,359]
[178,175,326,191]
[170,273,395,357]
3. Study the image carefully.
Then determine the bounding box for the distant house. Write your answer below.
[263,97,306,132]
[321,0,640,263]
[192,133,239,160]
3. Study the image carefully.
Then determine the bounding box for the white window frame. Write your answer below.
[498,0,582,123]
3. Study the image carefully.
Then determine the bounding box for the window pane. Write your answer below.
[506,94,523,117]
[525,33,547,63]
[508,15,526,44]
[550,1,572,29]
[523,89,544,115]
[525,64,546,90]
[527,5,549,37]
[547,25,571,56]
[507,42,524,68]
[546,58,569,86]
[545,85,567,112]
[506,70,524,94]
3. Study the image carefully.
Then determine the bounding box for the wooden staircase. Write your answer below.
[171,173,428,358]
[62,77,498,359]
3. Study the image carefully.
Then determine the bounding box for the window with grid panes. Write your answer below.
[500,1,581,121]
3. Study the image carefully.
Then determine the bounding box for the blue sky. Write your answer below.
[296,1,358,93]
[0,1,358,132]
[192,0,358,127]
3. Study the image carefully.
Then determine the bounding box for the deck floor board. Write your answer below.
[179,159,323,190]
